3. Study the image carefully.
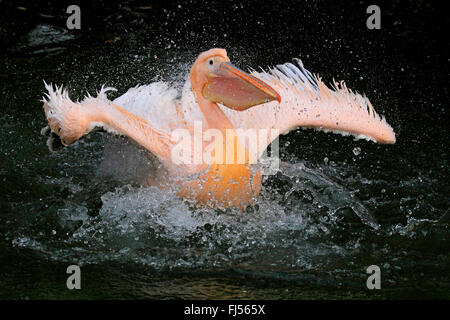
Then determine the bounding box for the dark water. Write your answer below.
[0,1,448,299]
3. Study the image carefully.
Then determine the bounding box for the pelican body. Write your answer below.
[42,49,395,209]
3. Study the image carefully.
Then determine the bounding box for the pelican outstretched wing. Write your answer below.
[221,59,396,158]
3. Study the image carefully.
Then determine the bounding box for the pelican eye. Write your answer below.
[209,59,213,65]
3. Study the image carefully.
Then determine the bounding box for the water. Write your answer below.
[0,1,448,299]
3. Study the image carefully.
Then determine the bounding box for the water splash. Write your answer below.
[11,153,388,275]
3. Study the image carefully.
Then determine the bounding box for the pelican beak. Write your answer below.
[203,62,281,111]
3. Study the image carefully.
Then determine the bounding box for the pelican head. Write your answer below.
[190,48,281,111]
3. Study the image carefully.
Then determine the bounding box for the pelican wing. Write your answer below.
[42,83,178,162]
[113,82,182,133]
[221,59,396,158]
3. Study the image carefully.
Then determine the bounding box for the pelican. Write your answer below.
[42,48,395,209]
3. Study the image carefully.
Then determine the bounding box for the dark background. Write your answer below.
[0,0,448,300]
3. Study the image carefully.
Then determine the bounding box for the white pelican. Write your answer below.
[42,48,395,209]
